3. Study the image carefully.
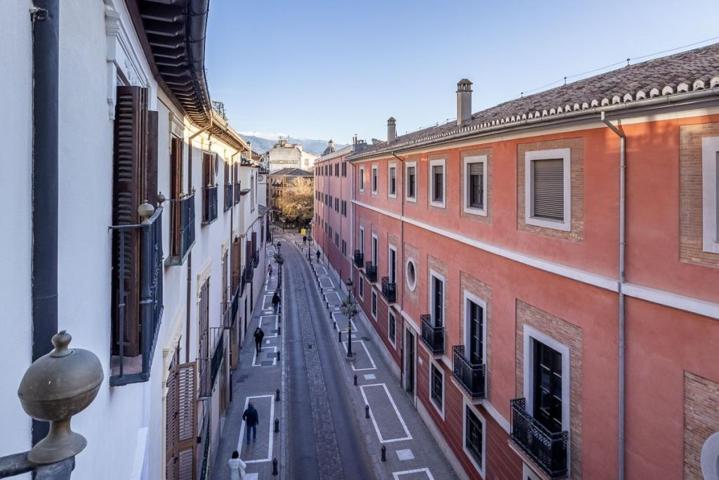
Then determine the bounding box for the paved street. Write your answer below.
[211,232,457,480]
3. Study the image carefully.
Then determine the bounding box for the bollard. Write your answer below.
[274,418,280,433]
[272,458,278,476]
[381,445,386,462]
[275,388,280,401]
[365,404,370,419]
[353,374,357,386]
[277,326,281,335]
[338,331,342,343]
[333,320,337,330]
[276,350,281,362]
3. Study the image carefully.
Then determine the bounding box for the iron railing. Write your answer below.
[224,184,233,211]
[243,263,254,285]
[353,250,364,268]
[199,327,224,398]
[202,185,218,224]
[110,207,164,386]
[452,345,486,398]
[365,262,377,283]
[510,398,568,478]
[381,277,396,303]
[420,314,444,355]
[170,193,195,262]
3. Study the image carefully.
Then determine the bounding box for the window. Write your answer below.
[702,137,719,253]
[406,259,417,291]
[341,239,347,255]
[342,161,347,177]
[430,273,444,327]
[388,311,396,346]
[406,162,417,201]
[430,362,444,415]
[359,226,365,254]
[335,163,339,176]
[335,198,339,212]
[198,278,210,396]
[525,148,571,231]
[359,167,365,192]
[371,165,378,194]
[464,155,487,215]
[429,159,445,207]
[372,234,378,266]
[335,233,339,246]
[464,293,486,365]
[359,277,364,298]
[371,291,377,319]
[388,164,397,197]
[463,404,486,476]
[388,246,397,283]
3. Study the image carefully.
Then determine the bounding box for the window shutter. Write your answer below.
[176,362,197,480]
[166,366,179,479]
[231,237,241,293]
[146,110,159,207]
[111,86,146,357]
[532,159,564,220]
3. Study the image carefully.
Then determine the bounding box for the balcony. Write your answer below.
[381,277,396,303]
[243,263,254,285]
[452,345,486,398]
[253,250,259,268]
[202,185,218,224]
[224,183,233,211]
[420,314,444,355]
[365,262,377,283]
[168,193,195,264]
[234,182,241,204]
[110,207,164,386]
[199,327,225,398]
[353,250,364,268]
[510,398,568,478]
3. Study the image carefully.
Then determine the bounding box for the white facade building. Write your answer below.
[267,138,318,172]
[0,1,266,479]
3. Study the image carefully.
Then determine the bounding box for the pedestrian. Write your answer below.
[254,327,264,354]
[316,250,321,262]
[272,291,280,313]
[242,403,259,446]
[268,263,273,277]
[228,450,246,480]
[302,235,307,244]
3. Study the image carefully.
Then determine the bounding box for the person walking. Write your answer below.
[242,403,259,446]
[302,235,307,245]
[268,263,273,277]
[254,327,265,354]
[272,291,280,313]
[228,450,246,480]
[316,250,321,263]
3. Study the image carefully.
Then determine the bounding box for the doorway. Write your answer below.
[403,329,416,398]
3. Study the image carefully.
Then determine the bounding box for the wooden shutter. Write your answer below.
[111,86,147,357]
[146,110,159,206]
[231,237,241,293]
[166,365,179,480]
[177,362,196,480]
[532,159,564,220]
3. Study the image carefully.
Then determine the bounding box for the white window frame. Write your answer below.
[359,167,365,192]
[429,158,446,208]
[371,290,378,320]
[462,400,487,478]
[524,148,571,231]
[358,277,364,299]
[463,155,488,216]
[388,244,397,283]
[405,161,417,202]
[371,164,378,195]
[388,310,397,348]
[388,163,397,198]
[428,359,445,419]
[522,324,571,435]
[702,137,719,253]
[371,233,378,266]
[463,291,487,366]
[359,226,365,254]
[428,269,446,327]
[406,258,417,291]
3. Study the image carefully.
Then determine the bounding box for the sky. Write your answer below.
[205,0,719,144]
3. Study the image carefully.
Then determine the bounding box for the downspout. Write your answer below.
[602,111,626,480]
[391,152,406,384]
[30,0,59,446]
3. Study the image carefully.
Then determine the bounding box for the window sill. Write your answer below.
[201,217,218,227]
[702,239,719,254]
[526,216,570,232]
[406,196,417,203]
[430,201,445,209]
[464,206,487,216]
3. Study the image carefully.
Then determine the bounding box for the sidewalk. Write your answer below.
[296,235,458,480]
[210,242,284,480]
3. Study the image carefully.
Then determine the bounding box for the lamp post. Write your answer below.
[307,236,312,262]
[341,278,357,358]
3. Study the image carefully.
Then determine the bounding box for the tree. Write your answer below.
[276,177,313,226]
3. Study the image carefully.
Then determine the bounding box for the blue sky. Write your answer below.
[205,0,719,144]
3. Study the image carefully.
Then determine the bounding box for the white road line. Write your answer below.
[259,315,279,338]
[261,295,273,310]
[341,340,377,371]
[359,383,412,443]
[331,312,358,332]
[236,394,275,464]
[392,468,435,480]
[252,346,278,367]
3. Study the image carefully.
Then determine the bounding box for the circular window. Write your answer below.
[702,431,719,480]
[406,259,417,291]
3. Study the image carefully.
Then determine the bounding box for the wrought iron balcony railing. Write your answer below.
[510,398,568,478]
[199,327,225,398]
[353,250,364,268]
[365,262,377,283]
[243,263,254,284]
[169,193,195,263]
[381,277,396,303]
[202,185,218,224]
[110,207,164,386]
[420,314,444,355]
[452,345,486,398]
[224,184,233,211]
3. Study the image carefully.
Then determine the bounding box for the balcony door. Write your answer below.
[465,298,484,365]
[532,339,563,433]
[431,275,443,327]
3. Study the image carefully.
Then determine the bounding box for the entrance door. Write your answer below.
[404,330,415,396]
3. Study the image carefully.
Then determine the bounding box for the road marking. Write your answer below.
[259,315,279,338]
[360,383,412,443]
[396,449,415,461]
[252,346,278,367]
[392,468,435,479]
[236,394,275,464]
[331,312,357,332]
[364,374,376,380]
[261,295,273,310]
[341,340,377,371]
[319,277,334,288]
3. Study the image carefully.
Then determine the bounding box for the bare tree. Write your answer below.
[276,177,313,226]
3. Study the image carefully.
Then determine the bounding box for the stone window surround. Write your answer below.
[371,290,378,319]
[524,148,572,232]
[429,158,446,208]
[463,154,488,217]
[406,257,417,291]
[702,136,719,253]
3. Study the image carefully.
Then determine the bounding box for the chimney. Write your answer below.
[456,79,473,126]
[387,117,396,142]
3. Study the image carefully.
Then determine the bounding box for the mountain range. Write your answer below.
[241,134,345,156]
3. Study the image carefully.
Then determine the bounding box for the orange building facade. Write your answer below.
[314,44,719,480]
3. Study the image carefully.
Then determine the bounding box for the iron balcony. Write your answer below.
[202,185,218,224]
[224,183,233,211]
[199,327,225,398]
[381,277,396,303]
[452,345,486,398]
[420,314,444,355]
[353,250,364,268]
[365,262,377,283]
[510,398,568,478]
[168,193,195,263]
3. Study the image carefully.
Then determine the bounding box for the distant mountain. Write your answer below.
[241,134,346,156]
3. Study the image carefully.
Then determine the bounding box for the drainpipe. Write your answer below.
[30,0,59,446]
[391,152,406,384]
[601,111,626,480]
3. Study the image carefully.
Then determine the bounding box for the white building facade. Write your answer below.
[267,138,317,172]
[0,1,266,479]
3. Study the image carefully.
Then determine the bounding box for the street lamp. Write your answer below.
[276,241,282,254]
[307,236,312,261]
[341,278,358,358]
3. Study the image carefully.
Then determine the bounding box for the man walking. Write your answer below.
[254,327,264,354]
[242,403,259,446]
[272,291,280,313]
[316,250,320,263]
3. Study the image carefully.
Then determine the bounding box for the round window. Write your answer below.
[406,259,417,291]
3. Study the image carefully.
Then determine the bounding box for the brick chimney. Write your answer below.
[456,79,473,126]
[387,117,396,142]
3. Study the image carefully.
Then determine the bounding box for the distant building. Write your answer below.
[268,137,318,172]
[268,168,314,223]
